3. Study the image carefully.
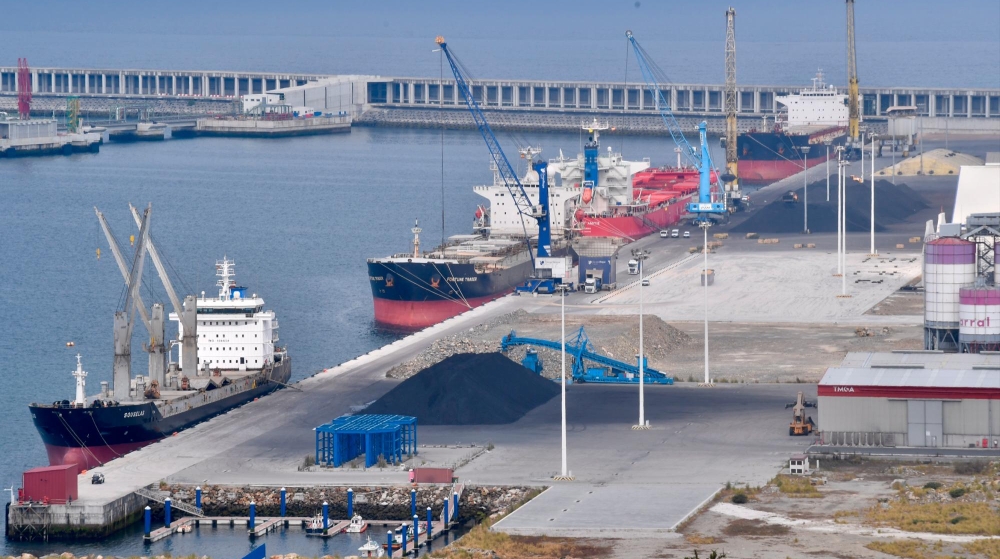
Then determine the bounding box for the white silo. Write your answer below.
[959,286,1000,353]
[924,237,977,350]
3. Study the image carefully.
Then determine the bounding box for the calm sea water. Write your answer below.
[1,2,997,553]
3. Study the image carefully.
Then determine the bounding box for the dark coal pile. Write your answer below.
[734,176,929,233]
[365,352,560,425]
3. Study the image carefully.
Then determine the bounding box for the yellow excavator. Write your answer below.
[786,391,816,436]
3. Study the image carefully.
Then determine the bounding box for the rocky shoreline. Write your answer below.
[146,483,532,524]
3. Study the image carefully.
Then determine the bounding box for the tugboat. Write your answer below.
[28,205,291,470]
[305,514,326,536]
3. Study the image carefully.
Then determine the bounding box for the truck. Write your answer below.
[584,276,602,293]
[577,256,616,292]
[628,259,639,275]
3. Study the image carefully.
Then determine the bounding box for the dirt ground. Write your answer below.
[556,459,1000,559]
[386,310,924,383]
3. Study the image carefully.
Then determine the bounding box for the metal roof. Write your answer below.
[954,165,1000,225]
[839,352,1000,370]
[315,414,416,434]
[820,367,1000,389]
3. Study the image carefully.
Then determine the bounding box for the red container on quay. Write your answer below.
[20,463,78,504]
[413,468,454,484]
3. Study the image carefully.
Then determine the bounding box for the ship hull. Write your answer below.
[30,358,291,470]
[737,129,845,186]
[369,258,534,331]
[578,196,689,240]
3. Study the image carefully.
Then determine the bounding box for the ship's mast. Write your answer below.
[72,354,88,406]
[216,257,235,300]
[411,219,422,258]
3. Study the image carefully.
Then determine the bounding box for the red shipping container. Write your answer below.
[413,468,454,484]
[21,464,78,504]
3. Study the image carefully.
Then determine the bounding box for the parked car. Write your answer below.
[671,229,680,238]
[683,231,691,239]
[659,230,669,238]
[641,279,650,286]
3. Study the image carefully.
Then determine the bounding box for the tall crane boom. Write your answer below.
[723,7,739,199]
[846,0,860,144]
[435,36,550,258]
[626,31,699,168]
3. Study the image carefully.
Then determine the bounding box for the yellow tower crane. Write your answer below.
[722,7,740,210]
[846,0,861,151]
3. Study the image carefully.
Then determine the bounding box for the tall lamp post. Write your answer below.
[555,283,573,479]
[838,156,851,298]
[800,145,811,233]
[631,248,650,430]
[869,132,877,256]
[825,140,832,201]
[835,146,844,276]
[700,220,712,384]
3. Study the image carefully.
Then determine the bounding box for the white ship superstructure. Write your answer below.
[473,147,580,238]
[173,257,283,373]
[547,121,650,216]
[776,71,850,128]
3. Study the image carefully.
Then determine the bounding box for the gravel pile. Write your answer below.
[366,353,560,425]
[734,177,929,233]
[385,310,531,379]
[596,315,692,363]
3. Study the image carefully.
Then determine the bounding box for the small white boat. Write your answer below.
[176,524,192,534]
[359,535,385,557]
[346,513,368,533]
[305,514,326,536]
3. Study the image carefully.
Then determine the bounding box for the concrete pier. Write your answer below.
[195,116,350,137]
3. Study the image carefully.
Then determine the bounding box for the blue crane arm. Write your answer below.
[500,329,672,381]
[626,31,698,168]
[437,41,533,217]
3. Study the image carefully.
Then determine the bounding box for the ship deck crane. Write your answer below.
[435,36,552,264]
[722,7,741,209]
[846,0,861,154]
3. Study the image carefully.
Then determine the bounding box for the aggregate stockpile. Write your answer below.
[733,176,929,233]
[365,353,560,425]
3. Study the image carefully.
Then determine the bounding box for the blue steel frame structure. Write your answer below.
[315,414,417,468]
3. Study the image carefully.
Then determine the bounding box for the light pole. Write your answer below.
[869,132,877,256]
[825,140,832,201]
[631,248,650,430]
[835,146,844,276]
[838,157,850,298]
[700,220,711,384]
[556,283,572,479]
[800,145,811,233]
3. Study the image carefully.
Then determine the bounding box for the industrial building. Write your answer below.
[818,352,1000,449]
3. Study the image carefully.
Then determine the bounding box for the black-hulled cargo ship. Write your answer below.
[29,207,290,470]
[368,222,534,330]
[737,72,848,186]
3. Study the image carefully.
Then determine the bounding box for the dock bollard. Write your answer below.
[452,492,459,522]
[144,506,151,537]
[249,501,256,531]
[164,497,172,529]
[322,501,329,532]
[280,487,286,517]
[426,506,432,539]
[195,486,202,510]
[347,487,354,518]
[413,514,419,547]
[410,488,416,518]
[401,524,408,555]
[387,530,393,554]
[443,499,449,529]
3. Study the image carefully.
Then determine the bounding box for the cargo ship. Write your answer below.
[368,123,702,329]
[550,120,694,240]
[29,208,290,469]
[736,72,848,186]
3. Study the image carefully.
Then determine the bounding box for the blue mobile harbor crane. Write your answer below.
[626,31,726,222]
[501,327,674,385]
[435,36,566,293]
